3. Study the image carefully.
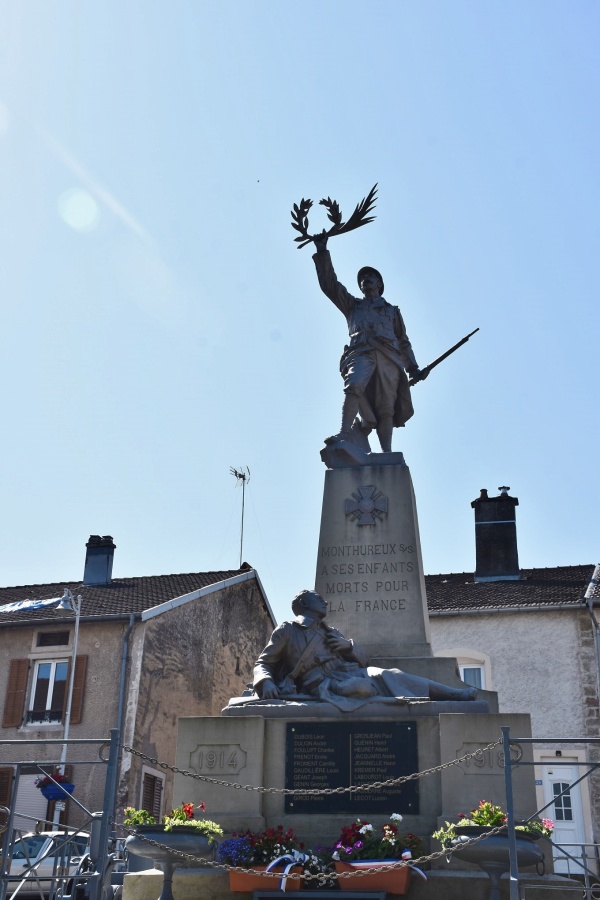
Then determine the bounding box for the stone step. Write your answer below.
[122,867,581,900]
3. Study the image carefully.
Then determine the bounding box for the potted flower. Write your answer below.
[331,814,428,894]
[35,770,75,801]
[432,800,554,844]
[432,801,553,900]
[217,825,305,892]
[123,801,222,900]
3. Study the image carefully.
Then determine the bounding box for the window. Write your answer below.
[434,648,491,691]
[553,782,574,821]
[27,660,69,724]
[3,656,87,728]
[459,665,485,690]
[141,770,164,820]
[37,632,70,647]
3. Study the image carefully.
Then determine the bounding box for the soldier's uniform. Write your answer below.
[253,613,476,712]
[313,247,418,432]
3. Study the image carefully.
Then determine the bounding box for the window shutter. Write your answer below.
[0,767,13,826]
[63,656,88,725]
[3,659,28,728]
[141,773,163,819]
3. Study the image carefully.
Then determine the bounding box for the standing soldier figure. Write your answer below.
[312,233,427,453]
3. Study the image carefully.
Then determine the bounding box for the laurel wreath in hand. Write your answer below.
[290,183,378,249]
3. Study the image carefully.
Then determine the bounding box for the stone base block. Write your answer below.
[175,712,536,851]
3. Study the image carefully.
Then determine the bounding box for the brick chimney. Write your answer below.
[83,535,116,585]
[471,487,520,582]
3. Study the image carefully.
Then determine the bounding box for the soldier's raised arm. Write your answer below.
[312,233,354,315]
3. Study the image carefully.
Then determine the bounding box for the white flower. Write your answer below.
[359,824,373,834]
[332,851,340,861]
[390,813,403,822]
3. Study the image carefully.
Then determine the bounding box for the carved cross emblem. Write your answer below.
[345,485,388,526]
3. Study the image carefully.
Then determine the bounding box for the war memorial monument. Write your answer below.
[173,187,539,870]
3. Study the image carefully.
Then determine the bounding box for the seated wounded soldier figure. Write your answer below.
[253,590,476,712]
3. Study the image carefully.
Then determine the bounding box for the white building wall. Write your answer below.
[429,609,586,738]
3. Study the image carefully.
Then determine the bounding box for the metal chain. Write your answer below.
[121,738,502,795]
[115,821,508,879]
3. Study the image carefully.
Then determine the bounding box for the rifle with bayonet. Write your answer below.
[409,328,479,386]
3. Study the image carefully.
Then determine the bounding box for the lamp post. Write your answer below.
[53,589,82,824]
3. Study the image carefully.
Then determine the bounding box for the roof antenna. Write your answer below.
[230,466,251,568]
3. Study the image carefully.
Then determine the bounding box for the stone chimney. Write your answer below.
[83,535,116,585]
[471,487,520,582]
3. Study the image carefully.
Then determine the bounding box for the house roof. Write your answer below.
[425,564,599,613]
[0,566,258,624]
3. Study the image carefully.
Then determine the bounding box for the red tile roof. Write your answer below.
[425,564,598,613]
[0,568,253,624]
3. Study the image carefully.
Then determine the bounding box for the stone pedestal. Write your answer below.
[314,456,431,660]
[174,711,535,849]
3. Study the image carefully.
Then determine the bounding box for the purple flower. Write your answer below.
[354,841,363,849]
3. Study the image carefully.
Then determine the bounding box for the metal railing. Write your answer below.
[503,727,600,900]
[0,730,120,900]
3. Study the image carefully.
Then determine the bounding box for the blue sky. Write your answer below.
[0,1,597,625]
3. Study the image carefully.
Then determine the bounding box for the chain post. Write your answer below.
[88,729,120,900]
[502,726,520,900]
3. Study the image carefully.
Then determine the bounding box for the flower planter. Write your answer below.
[450,826,543,900]
[229,866,302,893]
[39,782,75,801]
[334,859,411,894]
[125,825,216,900]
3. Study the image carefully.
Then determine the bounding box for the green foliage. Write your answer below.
[432,801,554,845]
[123,801,223,841]
[123,807,156,826]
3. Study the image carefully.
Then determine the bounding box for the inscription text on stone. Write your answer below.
[285,722,418,814]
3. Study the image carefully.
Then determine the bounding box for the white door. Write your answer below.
[542,760,587,876]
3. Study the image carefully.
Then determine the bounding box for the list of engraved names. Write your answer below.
[285,722,418,814]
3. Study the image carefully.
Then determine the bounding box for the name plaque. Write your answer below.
[285,722,418,814]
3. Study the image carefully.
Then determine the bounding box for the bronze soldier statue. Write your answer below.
[312,233,427,453]
[253,590,476,712]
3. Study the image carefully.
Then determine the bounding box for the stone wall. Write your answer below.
[0,619,124,826]
[430,607,600,843]
[430,609,585,737]
[122,577,274,813]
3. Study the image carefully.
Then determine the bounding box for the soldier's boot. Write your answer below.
[350,418,372,453]
[428,682,477,702]
[324,394,360,444]
[376,415,394,453]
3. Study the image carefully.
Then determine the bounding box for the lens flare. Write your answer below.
[58,188,100,232]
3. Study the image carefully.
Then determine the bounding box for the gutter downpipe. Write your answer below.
[111,615,137,822]
[584,564,600,702]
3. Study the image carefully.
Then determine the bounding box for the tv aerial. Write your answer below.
[230,466,251,568]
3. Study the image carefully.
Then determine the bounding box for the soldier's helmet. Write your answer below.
[357,266,384,295]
